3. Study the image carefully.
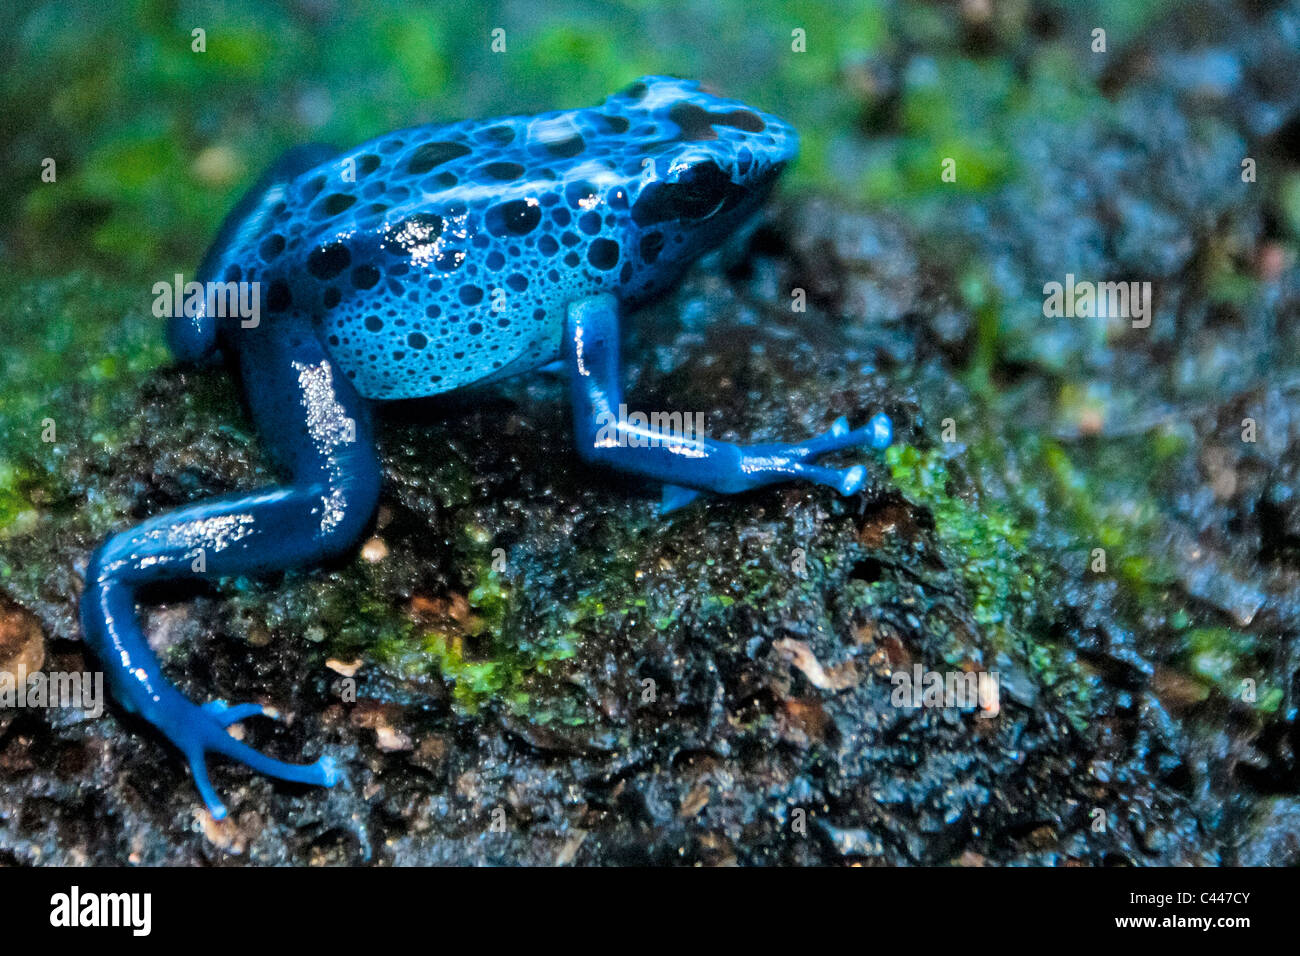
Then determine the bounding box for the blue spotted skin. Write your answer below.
[82,77,894,819]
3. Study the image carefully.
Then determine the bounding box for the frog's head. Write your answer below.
[607,76,799,303]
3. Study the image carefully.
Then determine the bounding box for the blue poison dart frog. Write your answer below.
[81,76,894,818]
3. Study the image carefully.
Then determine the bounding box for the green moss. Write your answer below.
[0,273,168,540]
[960,411,1282,718]
[360,555,580,718]
[1037,436,1179,593]
[1184,627,1282,714]
[0,463,40,539]
[466,565,511,636]
[1282,172,1300,241]
[884,441,1104,724]
[887,444,1035,627]
[887,446,1033,636]
[961,268,1003,394]
[895,58,1015,193]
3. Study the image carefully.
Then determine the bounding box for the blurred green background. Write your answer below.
[1,0,1194,278]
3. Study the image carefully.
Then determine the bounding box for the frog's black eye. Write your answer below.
[631,160,745,226]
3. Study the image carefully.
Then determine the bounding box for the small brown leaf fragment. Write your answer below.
[778,697,831,746]
[375,726,412,752]
[360,536,389,563]
[857,500,917,548]
[774,637,859,690]
[195,809,249,854]
[679,782,711,818]
[350,700,413,751]
[408,592,483,635]
[446,592,473,623]
[853,620,878,645]
[870,632,912,672]
[326,658,363,677]
[409,594,447,618]
[1027,825,1057,849]
[410,735,447,772]
[697,831,738,867]
[1152,665,1210,711]
[556,830,588,865]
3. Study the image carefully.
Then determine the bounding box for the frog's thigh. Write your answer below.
[230,318,382,567]
[95,320,381,585]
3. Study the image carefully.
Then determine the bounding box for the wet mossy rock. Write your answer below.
[0,192,1241,863]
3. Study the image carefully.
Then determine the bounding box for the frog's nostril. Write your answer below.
[736,146,753,177]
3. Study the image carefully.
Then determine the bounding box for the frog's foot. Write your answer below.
[740,457,870,496]
[749,412,893,492]
[84,540,352,818]
[658,413,891,513]
[177,700,340,820]
[82,555,351,820]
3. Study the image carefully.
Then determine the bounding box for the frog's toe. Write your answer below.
[803,412,894,459]
[777,461,869,496]
[186,747,229,820]
[865,412,894,450]
[828,412,893,452]
[314,754,342,786]
[838,465,867,496]
[201,699,277,727]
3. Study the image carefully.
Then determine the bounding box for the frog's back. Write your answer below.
[211,77,796,400]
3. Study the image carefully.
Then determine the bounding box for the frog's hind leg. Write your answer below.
[81,318,379,819]
[564,294,893,507]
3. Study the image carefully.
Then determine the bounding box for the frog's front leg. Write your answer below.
[565,294,892,509]
[81,319,380,818]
